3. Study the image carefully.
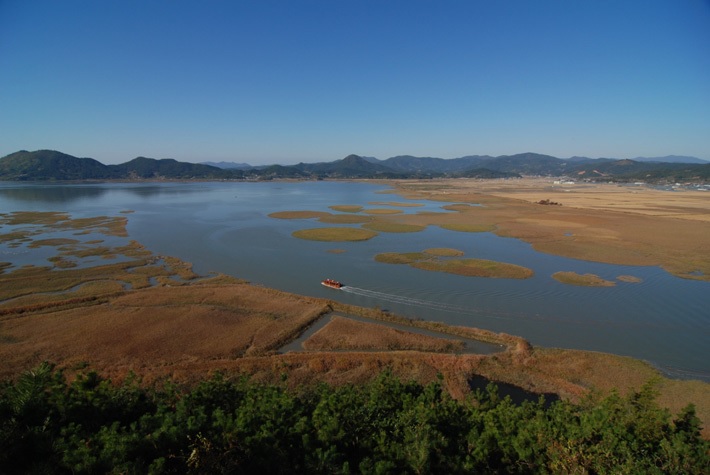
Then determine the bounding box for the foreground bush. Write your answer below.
[0,363,707,474]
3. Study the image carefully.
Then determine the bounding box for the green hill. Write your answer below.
[109,157,238,179]
[1,149,707,182]
[0,150,241,180]
[455,167,521,179]
[0,150,111,180]
[295,154,404,178]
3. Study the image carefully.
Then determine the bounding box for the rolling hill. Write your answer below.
[1,149,707,182]
[0,150,111,180]
[0,150,240,180]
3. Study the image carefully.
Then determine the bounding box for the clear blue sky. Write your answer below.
[1,1,708,165]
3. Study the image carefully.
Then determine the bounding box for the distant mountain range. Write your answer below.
[631,155,708,164]
[1,149,708,182]
[200,160,253,169]
[0,150,239,181]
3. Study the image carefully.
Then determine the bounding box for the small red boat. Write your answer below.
[321,278,344,290]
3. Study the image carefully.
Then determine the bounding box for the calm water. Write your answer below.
[1,181,708,380]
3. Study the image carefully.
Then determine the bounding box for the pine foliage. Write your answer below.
[0,364,707,474]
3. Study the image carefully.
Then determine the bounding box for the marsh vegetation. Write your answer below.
[375,249,534,279]
[1,182,708,447]
[552,271,616,287]
[292,227,378,242]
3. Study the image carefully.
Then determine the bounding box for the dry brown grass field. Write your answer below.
[386,178,710,280]
[1,259,708,436]
[1,195,709,437]
[302,316,466,352]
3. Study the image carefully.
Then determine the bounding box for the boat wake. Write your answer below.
[340,285,681,329]
[340,285,522,322]
[339,285,617,326]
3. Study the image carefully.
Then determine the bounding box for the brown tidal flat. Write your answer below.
[1,209,708,438]
[388,178,710,280]
[1,256,708,437]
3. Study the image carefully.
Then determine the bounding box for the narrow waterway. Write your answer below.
[278,311,504,355]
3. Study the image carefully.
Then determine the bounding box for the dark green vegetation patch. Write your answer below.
[2,149,708,182]
[0,364,706,474]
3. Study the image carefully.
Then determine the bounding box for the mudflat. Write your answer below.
[1,192,709,437]
[388,178,710,280]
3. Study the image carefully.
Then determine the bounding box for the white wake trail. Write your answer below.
[341,286,485,316]
[339,286,566,324]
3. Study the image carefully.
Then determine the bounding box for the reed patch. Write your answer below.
[0,231,34,244]
[292,227,378,242]
[553,271,616,287]
[0,211,70,226]
[375,249,533,279]
[362,208,403,215]
[424,248,465,257]
[375,252,428,264]
[0,212,128,238]
[362,222,426,233]
[28,238,80,248]
[413,259,533,279]
[329,205,363,213]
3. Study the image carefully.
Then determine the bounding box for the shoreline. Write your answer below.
[381,178,710,280]
[1,181,708,436]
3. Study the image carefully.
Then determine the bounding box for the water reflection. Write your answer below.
[0,182,207,204]
[0,181,707,381]
[0,184,107,203]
